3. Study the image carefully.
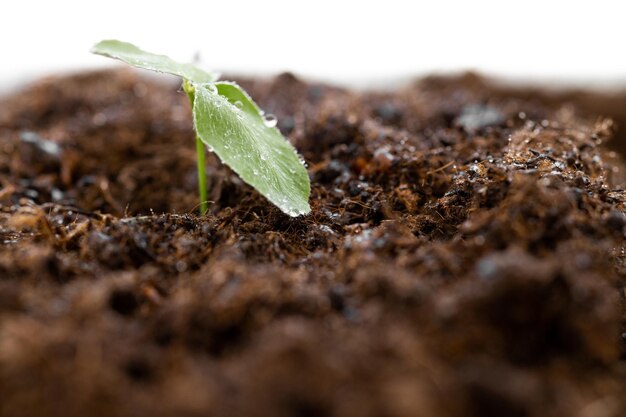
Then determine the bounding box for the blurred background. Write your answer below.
[1,0,625,91]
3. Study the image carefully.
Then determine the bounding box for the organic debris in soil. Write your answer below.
[0,69,625,417]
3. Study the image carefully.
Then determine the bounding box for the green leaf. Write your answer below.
[193,82,311,216]
[91,40,217,84]
[91,40,311,216]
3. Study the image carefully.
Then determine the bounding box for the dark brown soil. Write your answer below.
[0,69,625,417]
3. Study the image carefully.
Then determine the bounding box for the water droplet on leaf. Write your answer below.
[201,83,218,94]
[263,114,277,128]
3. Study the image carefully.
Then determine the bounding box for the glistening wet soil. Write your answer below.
[0,69,625,417]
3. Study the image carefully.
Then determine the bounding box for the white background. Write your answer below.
[1,0,625,91]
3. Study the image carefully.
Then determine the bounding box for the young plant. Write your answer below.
[91,40,311,217]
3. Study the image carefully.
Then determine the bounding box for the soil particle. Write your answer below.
[0,69,625,417]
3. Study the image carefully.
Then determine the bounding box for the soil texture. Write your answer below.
[0,70,625,417]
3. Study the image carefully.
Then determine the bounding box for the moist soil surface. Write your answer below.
[0,70,625,417]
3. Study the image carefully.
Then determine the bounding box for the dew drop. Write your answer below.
[201,83,218,94]
[234,100,243,109]
[263,114,277,128]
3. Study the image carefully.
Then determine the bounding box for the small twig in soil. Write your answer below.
[187,199,215,216]
[426,160,455,175]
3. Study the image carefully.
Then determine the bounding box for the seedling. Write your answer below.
[91,40,311,217]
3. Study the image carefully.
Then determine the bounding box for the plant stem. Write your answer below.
[183,80,208,215]
[196,134,208,215]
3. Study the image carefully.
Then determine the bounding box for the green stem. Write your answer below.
[196,134,208,215]
[183,80,208,215]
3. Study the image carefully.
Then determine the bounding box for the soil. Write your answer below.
[0,69,625,417]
